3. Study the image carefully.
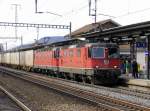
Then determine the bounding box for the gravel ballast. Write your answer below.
[0,73,99,111]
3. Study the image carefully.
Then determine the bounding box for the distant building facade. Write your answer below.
[67,19,120,38]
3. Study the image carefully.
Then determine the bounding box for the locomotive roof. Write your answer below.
[39,38,87,49]
[2,38,118,53]
[34,39,118,51]
[85,42,118,47]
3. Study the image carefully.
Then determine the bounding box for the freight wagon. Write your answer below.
[19,50,34,71]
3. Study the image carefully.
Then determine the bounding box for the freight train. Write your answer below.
[0,39,121,84]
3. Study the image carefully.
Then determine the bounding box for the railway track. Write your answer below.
[78,82,150,100]
[0,66,150,111]
[24,70,150,100]
[47,76,150,100]
[0,72,99,111]
[0,85,31,111]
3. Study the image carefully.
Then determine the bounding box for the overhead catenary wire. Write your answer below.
[50,4,88,24]
[115,7,150,19]
[96,6,150,21]
[35,0,62,17]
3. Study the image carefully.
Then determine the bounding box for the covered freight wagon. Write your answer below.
[20,51,25,66]
[24,50,34,71]
[1,53,6,65]
[10,52,20,68]
[5,53,11,65]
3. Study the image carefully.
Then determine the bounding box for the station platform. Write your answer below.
[127,79,150,87]
[119,74,150,88]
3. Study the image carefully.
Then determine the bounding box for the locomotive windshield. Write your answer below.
[92,47,104,58]
[108,47,119,58]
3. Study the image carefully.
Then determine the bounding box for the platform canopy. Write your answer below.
[79,20,150,43]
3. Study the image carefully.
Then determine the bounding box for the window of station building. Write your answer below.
[77,49,81,57]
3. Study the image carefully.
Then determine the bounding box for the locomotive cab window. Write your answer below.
[108,47,119,58]
[92,47,104,58]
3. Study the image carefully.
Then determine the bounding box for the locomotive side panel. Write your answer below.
[34,50,44,68]
[42,50,51,67]
[58,47,87,74]
[59,48,75,73]
[34,49,52,69]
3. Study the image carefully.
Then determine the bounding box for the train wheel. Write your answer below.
[82,75,86,83]
[90,76,95,85]
[65,73,71,80]
[74,74,78,81]
[63,73,67,79]
[72,74,75,81]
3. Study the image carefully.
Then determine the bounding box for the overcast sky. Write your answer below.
[0,0,150,49]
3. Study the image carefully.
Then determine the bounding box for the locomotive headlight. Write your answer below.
[96,66,99,68]
[114,65,117,68]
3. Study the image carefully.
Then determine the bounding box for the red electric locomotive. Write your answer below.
[34,39,121,84]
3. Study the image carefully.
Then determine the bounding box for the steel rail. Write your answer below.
[45,75,150,100]
[1,66,150,101]
[26,74,150,111]
[0,85,31,111]
[24,70,150,100]
[32,74,150,100]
